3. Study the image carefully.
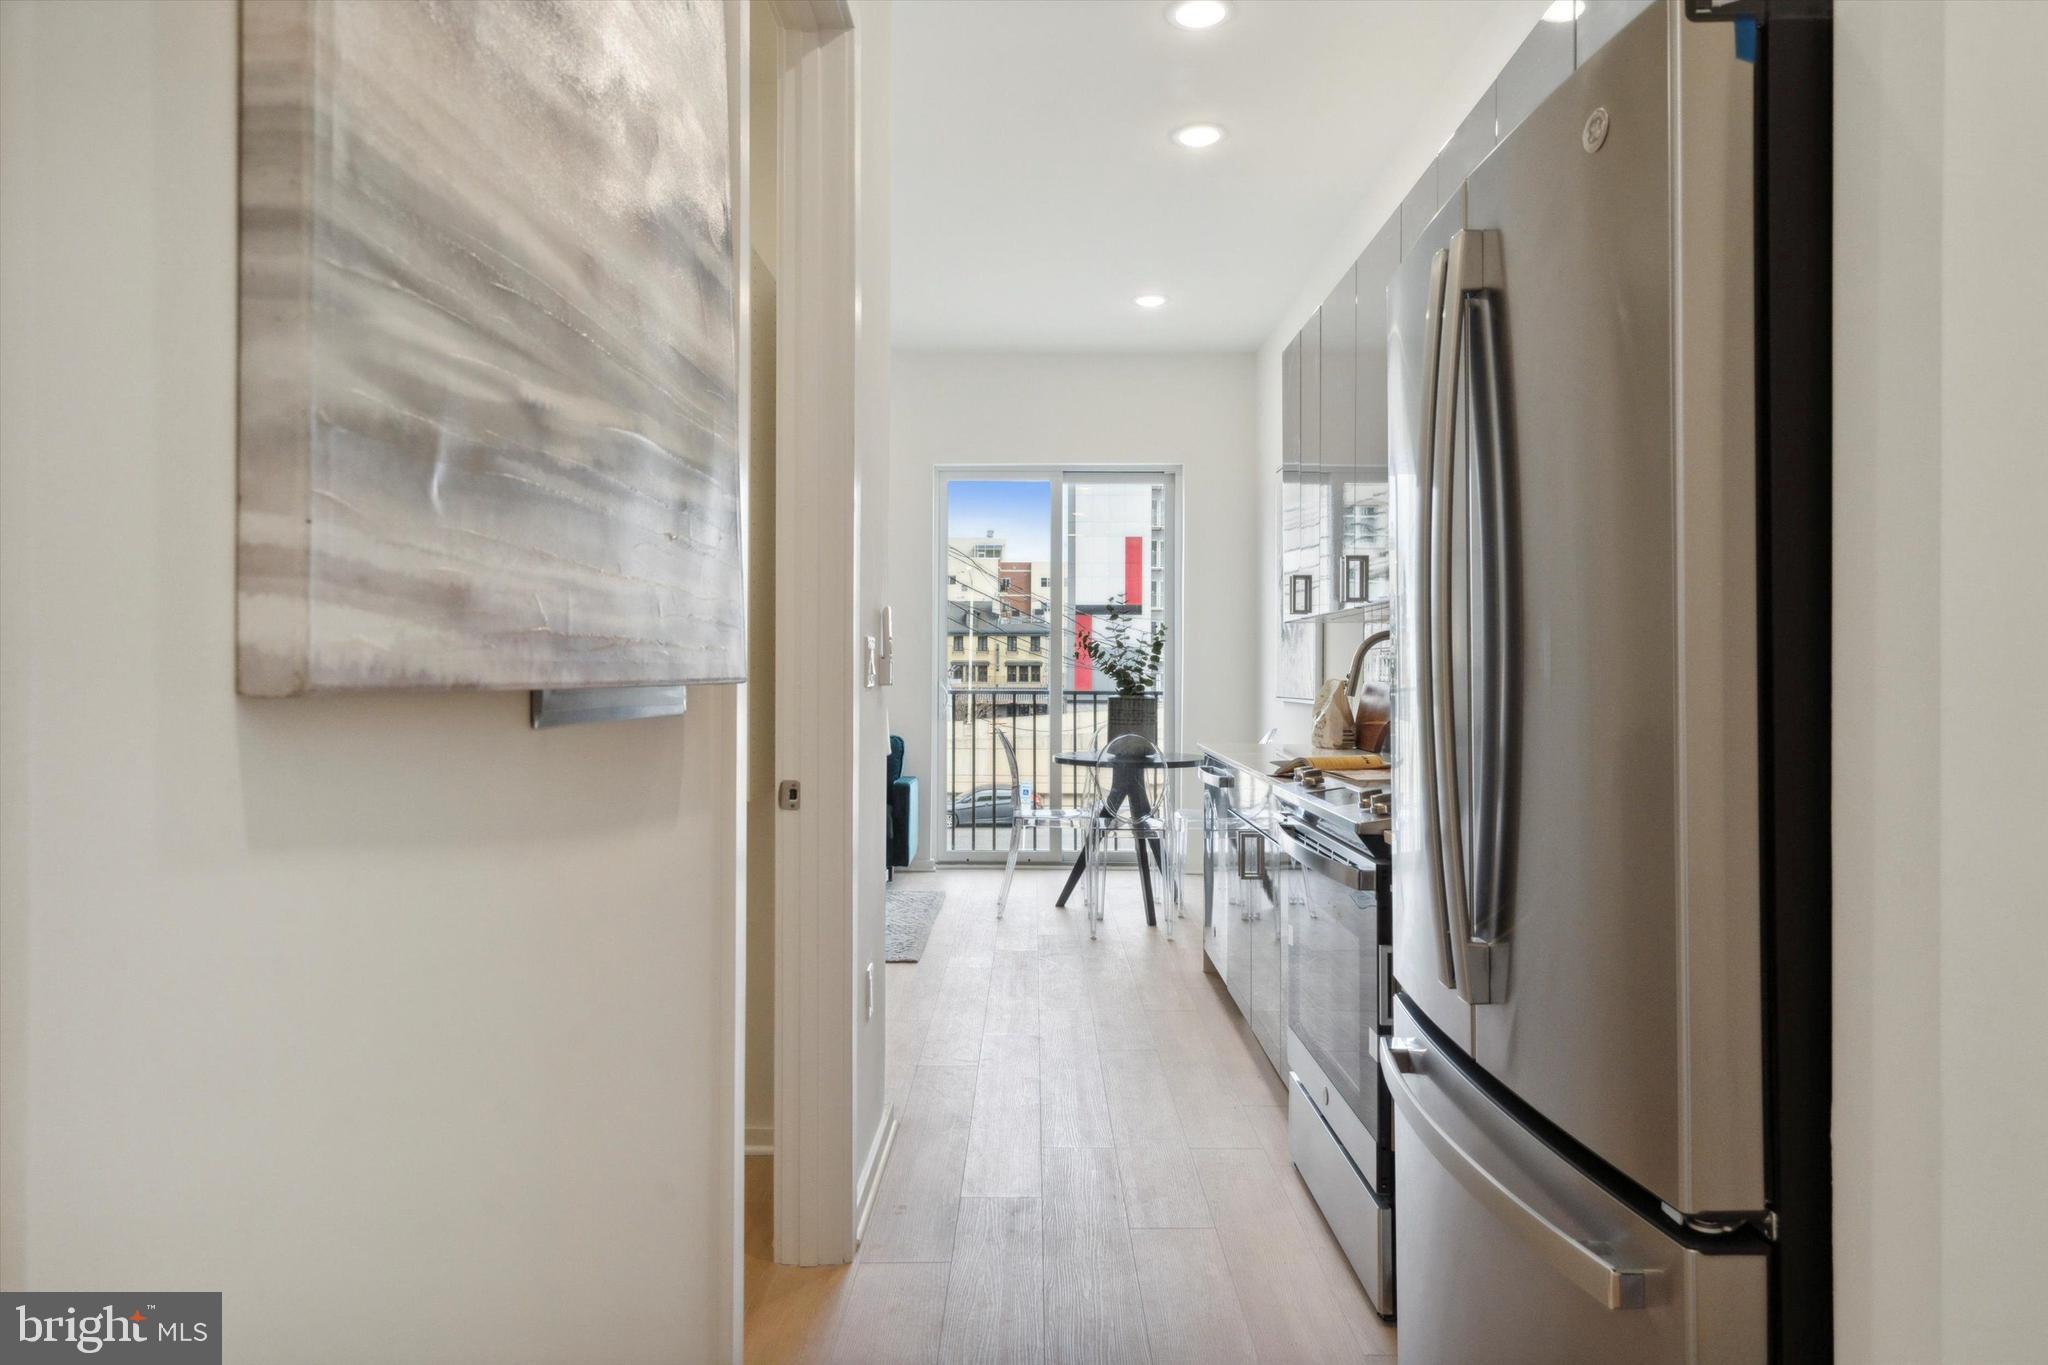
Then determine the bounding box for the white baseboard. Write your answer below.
[853,1102,898,1244]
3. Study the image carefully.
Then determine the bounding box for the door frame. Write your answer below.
[765,0,877,1281]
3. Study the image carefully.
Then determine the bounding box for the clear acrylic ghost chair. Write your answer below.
[1086,731,1178,939]
[995,727,1097,919]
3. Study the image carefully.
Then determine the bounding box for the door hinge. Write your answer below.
[1661,1202,1777,1240]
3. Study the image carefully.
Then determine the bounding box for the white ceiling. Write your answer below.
[891,0,1544,352]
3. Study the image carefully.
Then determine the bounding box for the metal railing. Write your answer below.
[943,686,1164,855]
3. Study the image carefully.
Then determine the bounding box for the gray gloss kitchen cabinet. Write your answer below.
[1497,3,1574,140]
[1342,220,1400,603]
[1299,308,1321,468]
[1281,334,1301,467]
[1399,159,1439,258]
[1438,83,1500,189]
[1319,266,1356,474]
[1282,311,1325,617]
[1219,774,1287,1077]
[1225,817,1252,1019]
[1248,846,1288,1074]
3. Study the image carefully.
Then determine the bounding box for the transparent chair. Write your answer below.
[1086,732,1180,939]
[995,727,1098,919]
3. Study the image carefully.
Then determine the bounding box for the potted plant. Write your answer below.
[1078,597,1166,746]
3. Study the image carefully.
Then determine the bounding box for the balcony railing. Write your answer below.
[944,686,1164,855]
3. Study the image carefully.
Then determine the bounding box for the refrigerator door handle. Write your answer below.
[1382,1037,1650,1311]
[1415,245,1461,996]
[1463,247,1513,978]
[1429,229,1493,1004]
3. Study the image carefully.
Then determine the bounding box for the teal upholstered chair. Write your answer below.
[887,735,918,876]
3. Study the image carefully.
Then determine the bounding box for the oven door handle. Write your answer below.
[1272,820,1375,892]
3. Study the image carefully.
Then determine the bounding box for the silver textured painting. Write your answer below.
[238,0,740,694]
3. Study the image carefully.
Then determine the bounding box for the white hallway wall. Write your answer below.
[889,351,1260,860]
[1834,1,2048,1359]
[851,0,895,1214]
[0,3,744,1361]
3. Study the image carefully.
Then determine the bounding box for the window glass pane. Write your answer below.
[944,479,1053,854]
[1063,476,1170,840]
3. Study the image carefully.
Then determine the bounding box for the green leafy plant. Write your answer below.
[1076,597,1165,698]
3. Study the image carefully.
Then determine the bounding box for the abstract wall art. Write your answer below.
[238,0,741,694]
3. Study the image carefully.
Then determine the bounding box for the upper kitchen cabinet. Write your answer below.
[1399,159,1439,258]
[1318,266,1357,472]
[1299,308,1323,468]
[1497,5,1575,141]
[1283,312,1329,617]
[1281,465,1329,618]
[1282,334,1302,467]
[1576,0,1659,66]
[1343,221,1400,604]
[1437,84,1499,190]
[1353,221,1399,465]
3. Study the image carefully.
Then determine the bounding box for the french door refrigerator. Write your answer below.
[1384,3,1831,1362]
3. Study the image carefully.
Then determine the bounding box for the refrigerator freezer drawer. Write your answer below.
[1289,1072,1394,1318]
[1383,997,1764,1364]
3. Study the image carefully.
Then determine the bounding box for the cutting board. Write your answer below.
[1302,752,1389,773]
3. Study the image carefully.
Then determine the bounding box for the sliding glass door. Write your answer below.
[939,469,1178,862]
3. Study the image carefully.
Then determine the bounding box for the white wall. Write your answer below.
[889,351,1260,856]
[0,3,744,1361]
[1834,2,2048,1358]
[1831,3,1940,1356]
[851,0,894,1205]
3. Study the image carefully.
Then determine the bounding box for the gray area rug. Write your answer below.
[885,884,946,963]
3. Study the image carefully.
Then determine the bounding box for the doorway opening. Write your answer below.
[937,469,1181,865]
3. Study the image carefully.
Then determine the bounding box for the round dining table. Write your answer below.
[1051,749,1204,927]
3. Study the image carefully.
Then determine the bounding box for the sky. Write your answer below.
[946,479,1051,560]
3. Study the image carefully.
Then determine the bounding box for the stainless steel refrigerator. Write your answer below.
[1383,3,1831,1361]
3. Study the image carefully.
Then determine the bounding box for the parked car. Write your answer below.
[948,786,1033,827]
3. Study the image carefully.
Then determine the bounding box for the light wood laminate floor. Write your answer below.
[744,866,1396,1364]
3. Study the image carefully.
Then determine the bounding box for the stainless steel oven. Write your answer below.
[1276,795,1395,1317]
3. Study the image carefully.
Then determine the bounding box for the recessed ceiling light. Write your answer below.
[1134,294,1167,309]
[1171,123,1226,150]
[1542,0,1585,22]
[1166,0,1231,30]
